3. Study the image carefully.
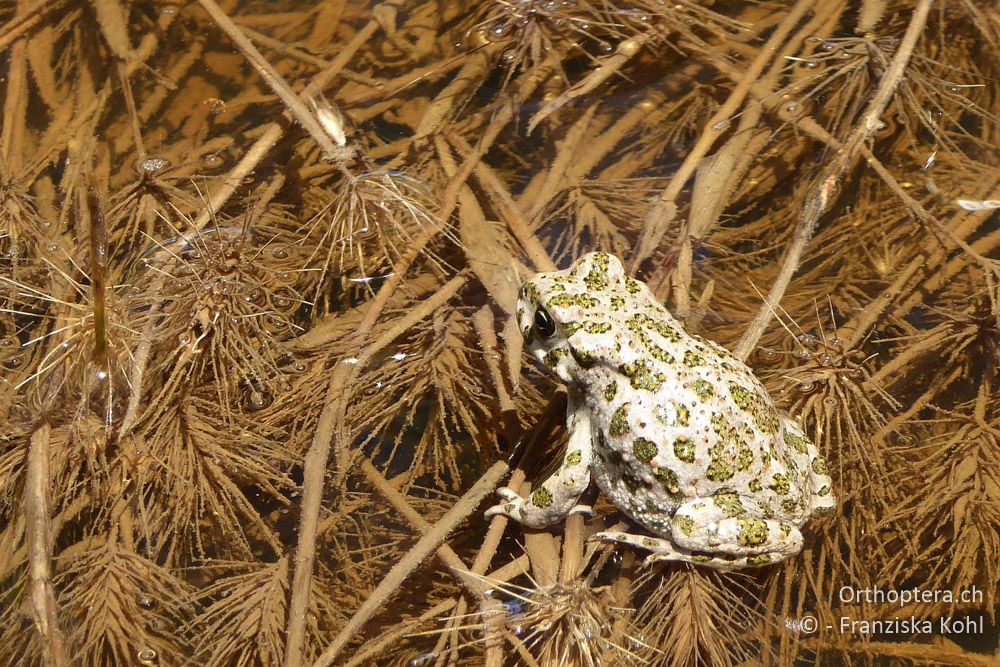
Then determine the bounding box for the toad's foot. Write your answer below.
[588,530,782,570]
[485,487,593,529]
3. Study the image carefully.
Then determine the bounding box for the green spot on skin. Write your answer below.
[675,515,695,537]
[624,277,641,294]
[619,360,666,391]
[683,350,704,367]
[604,381,617,401]
[584,321,612,334]
[781,498,800,514]
[562,321,583,336]
[780,523,792,536]
[786,431,810,454]
[522,282,540,304]
[737,517,769,547]
[548,293,599,309]
[565,450,582,466]
[543,348,567,368]
[748,478,762,493]
[655,467,681,495]
[633,437,658,463]
[729,382,780,434]
[673,436,696,463]
[570,346,598,369]
[747,554,772,566]
[610,404,631,437]
[714,492,745,517]
[583,252,610,291]
[768,473,791,495]
[705,448,735,482]
[610,296,625,310]
[691,379,715,400]
[675,403,690,427]
[812,456,830,476]
[817,485,831,497]
[642,537,658,548]
[736,438,754,471]
[531,487,553,508]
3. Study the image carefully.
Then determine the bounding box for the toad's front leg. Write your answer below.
[485,396,594,529]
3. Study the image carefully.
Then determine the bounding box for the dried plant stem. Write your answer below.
[359,459,489,598]
[300,19,379,100]
[527,33,652,133]
[90,0,138,62]
[559,513,586,582]
[24,423,66,667]
[342,598,458,667]
[195,0,341,160]
[450,133,555,272]
[285,276,467,666]
[0,0,31,171]
[0,0,63,54]
[312,461,509,667]
[628,0,817,273]
[733,0,934,360]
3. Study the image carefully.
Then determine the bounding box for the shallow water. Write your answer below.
[1,0,998,665]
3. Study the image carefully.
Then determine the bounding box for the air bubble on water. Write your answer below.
[201,153,224,169]
[485,19,513,42]
[2,355,23,370]
[793,349,812,360]
[137,594,157,610]
[270,247,289,260]
[136,647,158,665]
[758,347,778,361]
[712,119,730,131]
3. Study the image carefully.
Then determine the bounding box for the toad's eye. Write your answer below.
[534,307,556,338]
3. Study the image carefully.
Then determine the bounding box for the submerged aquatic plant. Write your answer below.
[1,0,999,665]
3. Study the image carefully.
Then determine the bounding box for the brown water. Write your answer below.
[1,0,998,664]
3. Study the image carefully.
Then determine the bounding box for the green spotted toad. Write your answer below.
[485,252,835,569]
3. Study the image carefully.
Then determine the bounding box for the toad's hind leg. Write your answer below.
[485,395,594,529]
[669,495,803,558]
[784,418,836,514]
[587,530,784,570]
